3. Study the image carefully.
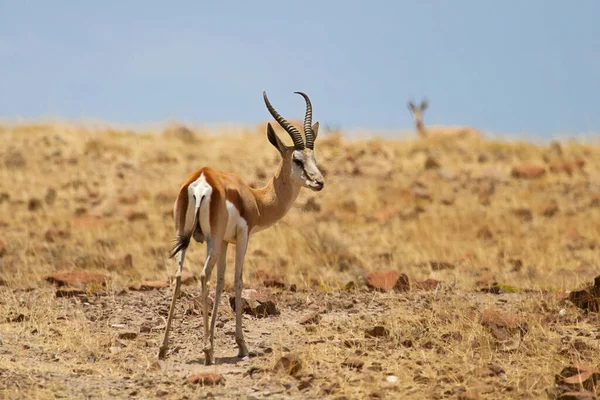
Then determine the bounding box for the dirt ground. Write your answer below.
[1,122,600,399]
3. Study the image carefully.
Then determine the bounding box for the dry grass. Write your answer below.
[0,121,600,399]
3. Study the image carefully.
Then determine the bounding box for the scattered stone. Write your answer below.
[56,287,86,298]
[413,279,442,291]
[342,357,364,370]
[365,325,389,338]
[424,156,441,170]
[134,281,169,291]
[187,373,224,386]
[365,270,410,292]
[155,389,169,397]
[413,187,431,200]
[45,188,57,205]
[28,198,43,211]
[302,197,321,213]
[567,276,600,312]
[229,288,279,317]
[299,312,321,325]
[556,391,597,400]
[542,200,559,217]
[511,164,546,179]
[555,363,600,392]
[511,208,533,221]
[480,309,528,351]
[274,353,302,376]
[44,228,71,243]
[477,226,494,240]
[123,209,148,221]
[437,168,456,181]
[118,331,138,340]
[45,271,107,289]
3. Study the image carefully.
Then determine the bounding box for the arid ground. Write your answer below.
[1,122,600,399]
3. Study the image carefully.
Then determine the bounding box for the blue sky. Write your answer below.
[0,1,598,138]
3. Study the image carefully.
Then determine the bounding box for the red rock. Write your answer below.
[274,353,303,376]
[55,287,86,297]
[365,325,390,338]
[342,357,364,370]
[480,309,528,350]
[477,226,494,239]
[186,373,224,386]
[134,280,169,290]
[557,391,596,400]
[299,312,321,325]
[511,164,546,179]
[229,288,279,317]
[123,209,148,221]
[556,363,600,392]
[413,279,442,291]
[542,200,559,217]
[365,270,410,292]
[45,271,107,288]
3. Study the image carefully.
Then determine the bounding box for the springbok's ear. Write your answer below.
[420,99,428,111]
[407,101,416,112]
[266,123,287,156]
[311,122,319,141]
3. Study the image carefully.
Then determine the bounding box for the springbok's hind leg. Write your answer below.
[158,248,186,359]
[200,239,220,365]
[205,241,228,364]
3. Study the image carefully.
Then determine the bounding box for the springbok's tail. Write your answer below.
[168,191,204,259]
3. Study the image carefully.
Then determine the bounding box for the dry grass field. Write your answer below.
[1,121,600,399]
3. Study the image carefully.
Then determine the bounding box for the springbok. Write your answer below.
[158,91,325,365]
[407,99,482,139]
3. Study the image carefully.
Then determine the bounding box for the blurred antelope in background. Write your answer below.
[158,91,325,365]
[408,99,482,140]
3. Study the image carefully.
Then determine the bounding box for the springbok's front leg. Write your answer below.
[234,227,250,358]
[158,248,186,359]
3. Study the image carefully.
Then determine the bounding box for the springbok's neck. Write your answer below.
[415,118,427,137]
[252,161,302,229]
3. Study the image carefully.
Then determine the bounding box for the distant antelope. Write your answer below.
[158,91,325,365]
[407,99,482,139]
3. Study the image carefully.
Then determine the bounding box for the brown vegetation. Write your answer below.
[0,122,600,399]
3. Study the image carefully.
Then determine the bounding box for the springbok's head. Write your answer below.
[407,98,428,121]
[263,91,325,192]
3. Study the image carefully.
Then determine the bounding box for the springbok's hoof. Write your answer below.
[158,346,168,360]
[203,349,214,366]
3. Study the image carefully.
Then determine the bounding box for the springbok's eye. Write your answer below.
[293,158,303,168]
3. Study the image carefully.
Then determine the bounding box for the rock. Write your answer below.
[133,280,169,290]
[45,271,107,289]
[229,288,279,317]
[480,309,528,351]
[542,200,559,217]
[555,363,600,392]
[413,187,431,200]
[342,357,364,370]
[413,279,442,291]
[365,270,410,292]
[44,188,57,205]
[186,373,224,386]
[123,209,148,221]
[274,353,302,376]
[44,229,71,243]
[511,164,546,179]
[511,208,533,221]
[118,331,138,340]
[28,198,43,211]
[56,287,86,298]
[365,325,389,338]
[477,226,494,240]
[568,276,600,312]
[437,168,456,181]
[302,197,321,213]
[299,312,321,325]
[556,391,597,400]
[424,156,441,170]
